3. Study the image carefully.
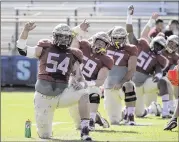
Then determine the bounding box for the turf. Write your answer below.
[1,92,178,142]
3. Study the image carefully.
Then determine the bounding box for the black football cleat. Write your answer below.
[164,117,177,131]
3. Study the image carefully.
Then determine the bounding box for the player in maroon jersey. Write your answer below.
[126,5,172,118]
[69,32,114,130]
[103,26,138,125]
[16,21,93,141]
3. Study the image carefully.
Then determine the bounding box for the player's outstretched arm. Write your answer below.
[94,67,109,87]
[70,61,88,89]
[71,19,90,48]
[120,54,138,86]
[141,13,158,42]
[126,5,138,46]
[16,21,42,58]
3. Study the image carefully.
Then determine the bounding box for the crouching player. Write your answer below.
[16,21,92,141]
[69,32,114,130]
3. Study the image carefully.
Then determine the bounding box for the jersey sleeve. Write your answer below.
[37,39,52,47]
[102,55,114,70]
[157,55,169,71]
[79,40,90,50]
[137,38,150,50]
[71,48,83,64]
[127,44,138,56]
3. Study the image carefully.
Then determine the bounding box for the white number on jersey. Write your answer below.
[46,52,70,75]
[107,50,124,65]
[137,51,153,70]
[80,56,97,78]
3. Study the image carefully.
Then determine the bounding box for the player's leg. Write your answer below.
[57,87,91,141]
[68,104,81,129]
[143,78,162,116]
[143,77,158,106]
[135,86,147,117]
[122,81,137,125]
[164,98,179,130]
[104,89,122,125]
[34,91,57,139]
[157,78,173,118]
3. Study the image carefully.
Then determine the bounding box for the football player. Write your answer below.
[136,8,179,117]
[69,32,114,130]
[103,26,138,125]
[16,21,92,141]
[164,65,179,130]
[126,5,170,118]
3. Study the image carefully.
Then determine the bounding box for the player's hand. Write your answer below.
[24,21,36,32]
[71,82,84,90]
[127,5,134,15]
[113,84,122,90]
[153,76,160,83]
[80,19,90,32]
[151,13,159,20]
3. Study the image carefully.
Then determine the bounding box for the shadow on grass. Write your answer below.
[94,129,139,134]
[48,138,107,142]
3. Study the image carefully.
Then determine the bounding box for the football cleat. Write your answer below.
[95,112,110,128]
[150,101,162,116]
[128,114,135,125]
[89,118,95,131]
[164,117,177,130]
[81,126,92,141]
[162,114,172,119]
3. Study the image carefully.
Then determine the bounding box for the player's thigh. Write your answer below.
[143,77,158,94]
[57,87,88,108]
[104,89,122,105]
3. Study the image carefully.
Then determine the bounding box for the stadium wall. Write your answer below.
[1,56,38,86]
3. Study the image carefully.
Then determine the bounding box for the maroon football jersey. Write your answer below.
[106,44,138,67]
[79,40,114,81]
[162,50,179,72]
[37,39,83,83]
[136,38,167,75]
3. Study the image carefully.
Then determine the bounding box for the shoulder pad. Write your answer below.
[37,39,52,47]
[79,40,91,48]
[102,55,114,70]
[125,44,138,56]
[71,48,83,63]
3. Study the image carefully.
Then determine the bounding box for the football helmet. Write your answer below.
[150,36,166,54]
[91,32,111,54]
[52,24,73,48]
[111,26,127,49]
[166,35,179,53]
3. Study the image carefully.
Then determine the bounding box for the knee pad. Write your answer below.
[122,81,137,102]
[89,93,100,104]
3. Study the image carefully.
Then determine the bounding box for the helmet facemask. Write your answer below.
[152,42,165,54]
[111,36,127,49]
[92,39,109,54]
[52,33,72,48]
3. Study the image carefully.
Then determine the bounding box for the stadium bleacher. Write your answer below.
[1,0,179,55]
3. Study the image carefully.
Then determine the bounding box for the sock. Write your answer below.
[90,112,96,122]
[168,100,175,111]
[81,119,89,129]
[162,94,169,115]
[127,107,135,115]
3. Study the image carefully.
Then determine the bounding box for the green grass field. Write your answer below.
[2,92,178,142]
